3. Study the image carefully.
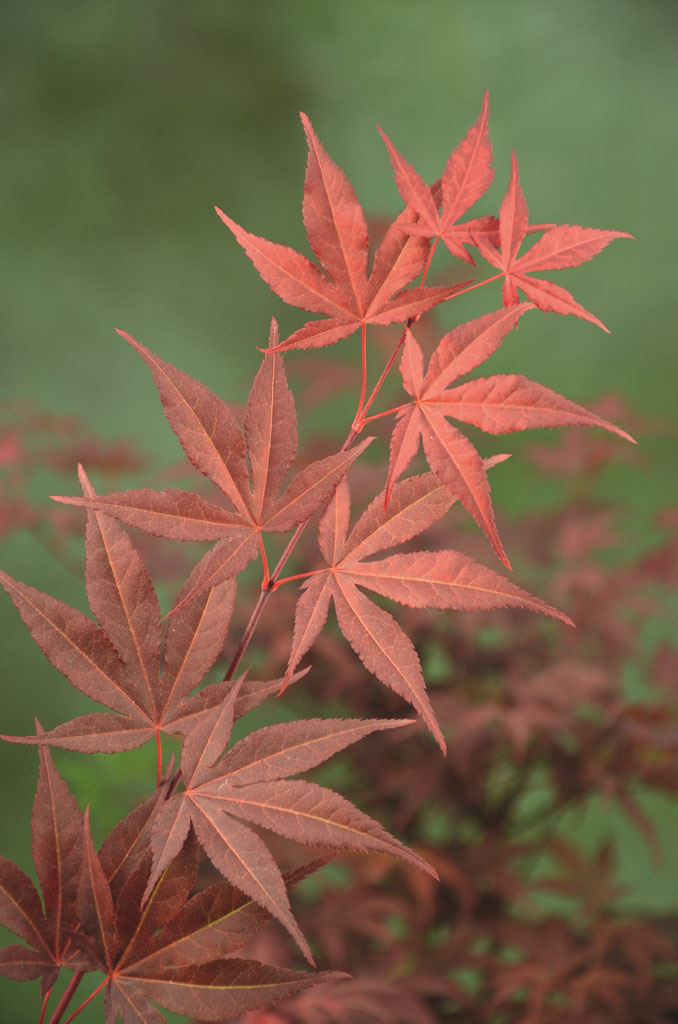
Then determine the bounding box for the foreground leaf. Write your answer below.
[53,326,370,611]
[0,472,305,754]
[216,113,466,352]
[384,310,634,564]
[285,477,573,749]
[145,689,432,961]
[474,153,632,329]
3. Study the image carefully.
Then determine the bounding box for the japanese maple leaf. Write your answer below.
[385,307,634,565]
[215,114,468,352]
[0,737,84,993]
[378,91,552,267]
[474,152,633,330]
[284,475,573,752]
[0,467,306,754]
[63,802,343,1022]
[143,680,433,961]
[378,90,497,265]
[52,326,370,612]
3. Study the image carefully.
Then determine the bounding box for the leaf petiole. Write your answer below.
[60,978,109,1024]
[47,972,83,1024]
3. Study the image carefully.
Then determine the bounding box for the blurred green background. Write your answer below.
[1,1,676,1020]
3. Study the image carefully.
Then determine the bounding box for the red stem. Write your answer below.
[353,320,368,426]
[47,972,83,1024]
[272,568,323,590]
[39,984,54,1024]
[360,403,410,425]
[61,978,109,1024]
[224,586,269,681]
[258,532,270,588]
[421,235,440,286]
[155,728,162,789]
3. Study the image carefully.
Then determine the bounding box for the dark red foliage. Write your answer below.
[2,96,672,1024]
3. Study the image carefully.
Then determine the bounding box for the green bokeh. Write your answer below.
[1,2,676,1020]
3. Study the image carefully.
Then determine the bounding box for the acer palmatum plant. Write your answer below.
[0,93,656,1023]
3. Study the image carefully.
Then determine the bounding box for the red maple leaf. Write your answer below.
[385,307,634,565]
[52,325,370,611]
[284,475,573,751]
[378,90,497,265]
[142,681,433,960]
[215,114,468,352]
[0,765,342,1023]
[378,90,552,267]
[0,467,306,755]
[474,152,633,330]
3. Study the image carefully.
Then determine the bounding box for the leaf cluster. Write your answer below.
[0,95,654,1024]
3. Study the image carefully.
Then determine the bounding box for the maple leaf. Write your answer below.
[284,475,573,751]
[473,152,633,330]
[385,308,634,565]
[52,325,371,612]
[215,114,469,352]
[143,680,434,962]
[0,766,342,1017]
[378,91,551,267]
[0,468,306,754]
[378,89,497,265]
[0,735,83,993]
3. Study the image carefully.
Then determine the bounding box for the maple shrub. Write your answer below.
[3,93,672,1023]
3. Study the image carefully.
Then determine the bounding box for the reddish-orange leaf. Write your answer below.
[216,114,464,352]
[0,499,284,754]
[385,310,634,565]
[380,91,495,264]
[286,476,572,748]
[54,332,370,610]
[474,152,633,329]
[145,700,428,960]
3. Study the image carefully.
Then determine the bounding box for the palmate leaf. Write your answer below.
[215,113,469,352]
[385,308,635,565]
[0,469,307,754]
[285,475,574,751]
[16,785,341,1023]
[52,325,371,612]
[379,90,496,265]
[143,682,432,963]
[473,152,633,330]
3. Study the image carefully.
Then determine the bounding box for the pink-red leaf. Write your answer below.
[215,717,413,787]
[219,113,462,353]
[477,154,632,329]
